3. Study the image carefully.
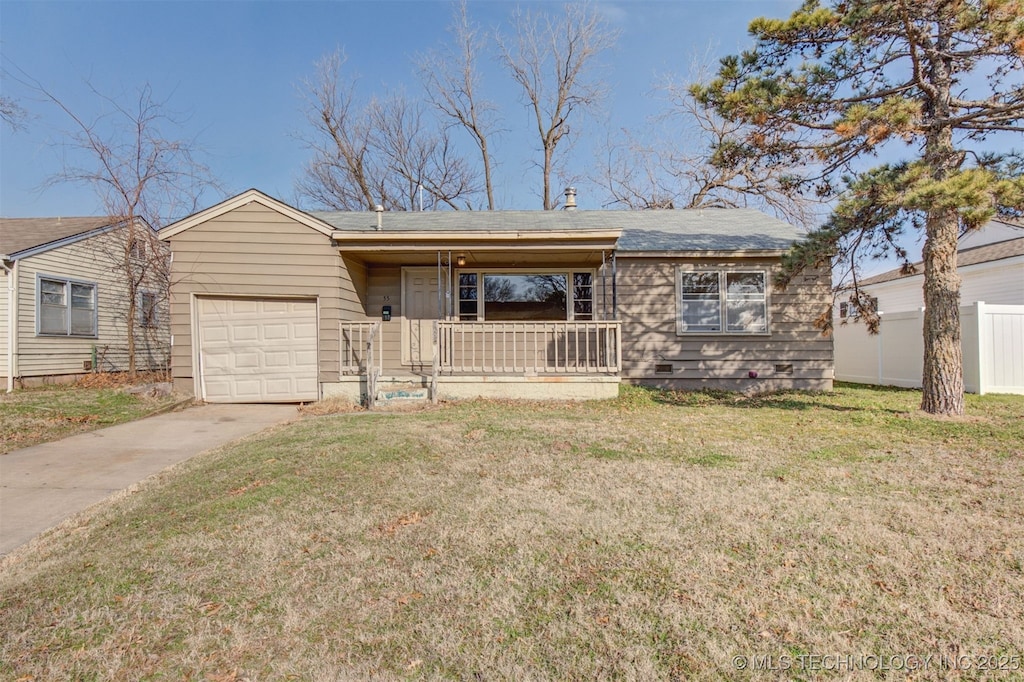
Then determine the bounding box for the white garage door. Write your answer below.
[197,298,319,402]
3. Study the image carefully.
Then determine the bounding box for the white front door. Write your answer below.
[402,268,446,366]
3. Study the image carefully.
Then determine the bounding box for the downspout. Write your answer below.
[3,257,16,393]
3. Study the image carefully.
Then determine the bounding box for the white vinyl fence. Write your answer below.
[834,302,1024,395]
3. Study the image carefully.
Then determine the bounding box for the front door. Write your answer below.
[402,267,446,367]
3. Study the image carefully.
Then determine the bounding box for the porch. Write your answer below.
[335,320,622,406]
[327,219,623,406]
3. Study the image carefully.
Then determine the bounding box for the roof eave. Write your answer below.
[331,229,621,251]
[617,248,791,258]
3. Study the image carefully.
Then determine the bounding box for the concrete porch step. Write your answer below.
[373,376,432,408]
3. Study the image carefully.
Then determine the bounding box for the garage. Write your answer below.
[197,298,318,402]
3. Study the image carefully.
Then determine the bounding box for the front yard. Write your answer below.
[1,384,1022,680]
[0,374,184,454]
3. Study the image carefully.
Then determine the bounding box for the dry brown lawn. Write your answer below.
[0,373,184,454]
[1,384,1022,680]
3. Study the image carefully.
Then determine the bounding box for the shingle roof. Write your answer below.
[859,236,1024,287]
[313,208,801,252]
[0,217,118,257]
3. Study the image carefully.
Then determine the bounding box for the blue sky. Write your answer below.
[1,0,802,219]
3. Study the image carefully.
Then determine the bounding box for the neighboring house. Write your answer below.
[833,218,1024,394]
[158,189,833,404]
[1,217,170,390]
[838,218,1024,317]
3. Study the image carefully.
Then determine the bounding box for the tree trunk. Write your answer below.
[919,25,964,416]
[920,206,963,415]
[542,143,554,210]
[480,135,495,210]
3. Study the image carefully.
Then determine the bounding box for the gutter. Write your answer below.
[2,256,15,393]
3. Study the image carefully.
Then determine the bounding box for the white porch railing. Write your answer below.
[435,321,621,375]
[340,321,383,407]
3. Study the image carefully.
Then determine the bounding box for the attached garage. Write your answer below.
[196,297,319,402]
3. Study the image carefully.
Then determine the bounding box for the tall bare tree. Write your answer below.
[298,50,481,211]
[370,92,481,210]
[497,3,617,209]
[31,79,218,376]
[297,51,379,210]
[598,60,818,226]
[418,1,501,210]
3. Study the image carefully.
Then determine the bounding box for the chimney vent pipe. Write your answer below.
[563,187,577,211]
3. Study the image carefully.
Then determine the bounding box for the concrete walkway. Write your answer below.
[0,403,298,557]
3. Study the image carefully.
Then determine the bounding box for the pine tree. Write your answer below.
[693,0,1024,415]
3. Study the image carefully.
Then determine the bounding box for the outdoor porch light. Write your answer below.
[456,254,466,267]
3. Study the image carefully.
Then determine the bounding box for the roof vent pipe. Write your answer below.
[375,204,384,230]
[563,187,577,211]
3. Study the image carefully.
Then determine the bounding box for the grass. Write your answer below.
[0,373,184,453]
[1,383,1023,680]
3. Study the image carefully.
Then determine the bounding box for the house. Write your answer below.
[1,216,170,390]
[838,218,1024,317]
[833,218,1024,394]
[158,189,833,404]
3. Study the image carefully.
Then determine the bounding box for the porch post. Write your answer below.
[437,251,443,319]
[611,251,618,320]
[601,251,607,321]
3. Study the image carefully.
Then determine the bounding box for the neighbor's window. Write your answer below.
[677,269,767,334]
[838,297,877,319]
[457,271,594,321]
[128,238,146,261]
[38,276,97,337]
[139,291,159,328]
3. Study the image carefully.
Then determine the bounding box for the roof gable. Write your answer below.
[159,189,335,240]
[0,217,124,258]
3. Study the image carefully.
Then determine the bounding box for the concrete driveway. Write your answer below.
[0,403,298,557]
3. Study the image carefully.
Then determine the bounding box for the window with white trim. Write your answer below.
[676,269,768,334]
[38,276,98,337]
[457,270,595,321]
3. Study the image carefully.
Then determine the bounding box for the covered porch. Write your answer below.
[328,223,622,405]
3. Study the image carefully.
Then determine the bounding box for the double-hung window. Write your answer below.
[457,271,595,321]
[38,276,98,337]
[677,269,768,334]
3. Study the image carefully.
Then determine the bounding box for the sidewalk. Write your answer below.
[0,403,298,556]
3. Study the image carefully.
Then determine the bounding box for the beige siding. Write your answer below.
[366,266,404,372]
[167,203,354,393]
[616,257,833,391]
[11,231,170,379]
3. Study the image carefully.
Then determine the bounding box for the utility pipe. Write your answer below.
[3,258,16,393]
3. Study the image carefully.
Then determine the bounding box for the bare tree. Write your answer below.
[418,0,501,209]
[497,3,617,209]
[1,95,27,131]
[370,92,481,210]
[30,79,218,376]
[597,57,819,226]
[298,50,481,211]
[297,51,379,210]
